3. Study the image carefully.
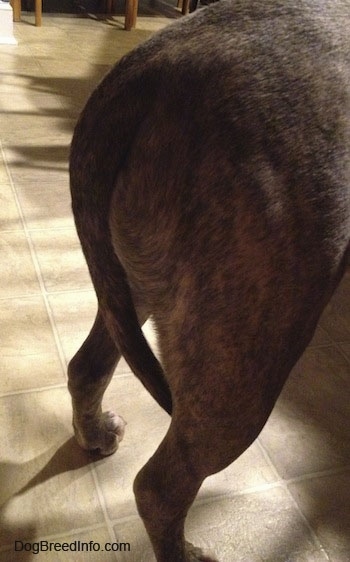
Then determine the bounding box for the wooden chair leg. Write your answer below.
[125,0,138,30]
[11,0,21,22]
[35,0,42,26]
[181,0,190,14]
[11,0,42,26]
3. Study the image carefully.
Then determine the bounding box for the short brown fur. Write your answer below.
[68,1,350,560]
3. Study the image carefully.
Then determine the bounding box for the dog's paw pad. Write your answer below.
[74,411,126,456]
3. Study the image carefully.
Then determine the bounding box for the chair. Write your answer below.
[107,0,190,31]
[105,0,139,31]
[11,0,42,26]
[11,0,189,32]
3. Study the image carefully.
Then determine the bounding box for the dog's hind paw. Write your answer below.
[73,410,126,456]
[186,542,219,562]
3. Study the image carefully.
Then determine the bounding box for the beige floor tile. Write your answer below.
[16,179,73,230]
[288,471,350,562]
[47,290,99,364]
[36,57,110,81]
[12,13,49,30]
[0,91,65,115]
[67,31,151,65]
[23,40,90,62]
[0,231,40,298]
[3,143,70,179]
[189,487,329,562]
[0,134,73,174]
[14,15,64,33]
[338,342,350,362]
[0,49,41,76]
[134,15,177,32]
[0,72,42,97]
[0,181,23,232]
[112,486,329,562]
[1,353,65,395]
[308,323,333,347]
[0,113,74,145]
[0,526,116,562]
[0,388,104,546]
[0,67,52,93]
[259,346,350,479]
[5,160,68,190]
[29,228,91,293]
[0,66,88,118]
[14,24,69,43]
[0,296,64,394]
[35,59,111,115]
[0,147,12,184]
[0,88,71,143]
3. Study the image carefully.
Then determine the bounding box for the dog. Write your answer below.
[68,1,350,560]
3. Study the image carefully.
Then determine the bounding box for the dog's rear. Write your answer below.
[68,1,350,560]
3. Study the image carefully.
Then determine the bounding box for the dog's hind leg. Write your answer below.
[134,418,220,562]
[133,396,262,562]
[132,332,266,562]
[67,308,126,455]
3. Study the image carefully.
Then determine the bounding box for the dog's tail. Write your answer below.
[69,49,172,415]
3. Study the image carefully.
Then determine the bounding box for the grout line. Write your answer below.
[0,227,28,234]
[255,438,284,480]
[197,480,285,505]
[1,141,68,380]
[255,439,331,560]
[307,342,344,350]
[332,340,350,368]
[195,454,350,506]
[0,287,95,302]
[19,226,76,233]
[89,464,120,561]
[0,382,68,398]
[46,288,95,296]
[0,371,133,399]
[284,464,350,485]
[109,513,142,526]
[196,482,332,561]
[283,500,331,561]
[202,439,350,560]
[0,446,347,554]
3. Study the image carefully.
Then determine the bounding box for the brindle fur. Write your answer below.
[68,1,350,560]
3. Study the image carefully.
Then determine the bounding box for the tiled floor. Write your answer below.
[1,8,350,562]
